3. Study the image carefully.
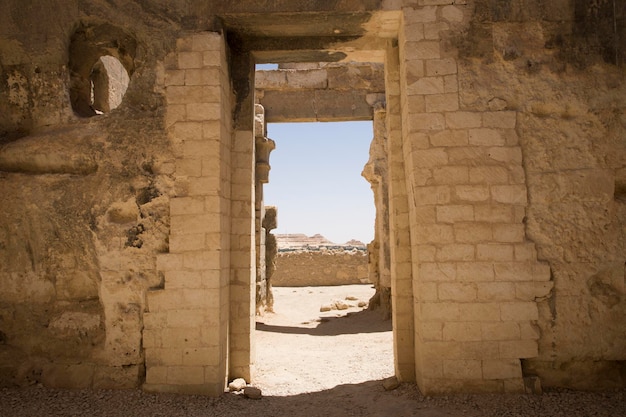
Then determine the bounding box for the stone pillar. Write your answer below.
[143,32,232,396]
[385,40,416,382]
[363,101,392,318]
[263,206,278,312]
[254,104,275,314]
[398,5,551,394]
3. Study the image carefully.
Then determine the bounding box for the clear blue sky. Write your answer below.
[264,121,375,244]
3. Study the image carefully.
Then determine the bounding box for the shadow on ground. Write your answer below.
[256,308,392,336]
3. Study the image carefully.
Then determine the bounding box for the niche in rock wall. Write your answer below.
[69,22,137,117]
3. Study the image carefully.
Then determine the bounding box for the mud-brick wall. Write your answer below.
[273,250,369,287]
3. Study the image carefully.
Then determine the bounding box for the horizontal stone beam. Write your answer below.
[255,63,385,122]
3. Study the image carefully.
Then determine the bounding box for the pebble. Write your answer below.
[243,386,262,399]
[228,378,247,392]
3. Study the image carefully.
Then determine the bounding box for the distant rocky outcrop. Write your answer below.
[275,233,366,251]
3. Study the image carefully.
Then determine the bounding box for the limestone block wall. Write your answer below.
[398,3,552,394]
[143,32,232,396]
[273,250,369,287]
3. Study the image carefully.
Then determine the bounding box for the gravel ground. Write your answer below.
[1,384,625,417]
[1,285,624,417]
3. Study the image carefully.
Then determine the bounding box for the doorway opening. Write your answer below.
[254,120,393,395]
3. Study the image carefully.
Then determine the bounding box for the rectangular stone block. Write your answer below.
[146,348,183,367]
[475,205,513,223]
[499,340,538,359]
[445,112,482,129]
[491,185,527,205]
[436,205,473,222]
[419,262,456,281]
[169,234,205,253]
[425,93,459,112]
[500,302,539,321]
[515,282,553,300]
[415,224,455,243]
[191,33,222,52]
[143,312,167,330]
[145,366,168,385]
[413,185,451,205]
[165,270,202,289]
[186,103,221,121]
[458,302,501,321]
[443,322,482,341]
[185,68,221,86]
[476,282,516,301]
[407,76,444,95]
[469,128,505,146]
[438,282,477,302]
[492,224,525,243]
[421,302,461,321]
[182,347,219,366]
[424,22,450,40]
[454,223,492,243]
[183,251,221,270]
[514,243,537,261]
[167,86,220,105]
[156,254,184,271]
[477,244,513,261]
[469,166,509,184]
[482,359,521,380]
[443,359,482,379]
[430,130,468,147]
[161,327,202,349]
[177,52,203,69]
[456,261,495,282]
[167,366,205,385]
[436,243,474,262]
[426,58,457,76]
[488,147,523,164]
[421,322,444,340]
[494,262,534,282]
[454,185,490,202]
[483,111,517,128]
[481,322,520,341]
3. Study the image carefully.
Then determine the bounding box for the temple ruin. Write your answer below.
[0,0,624,396]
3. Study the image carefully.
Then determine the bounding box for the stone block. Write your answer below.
[191,33,222,52]
[426,58,457,76]
[443,322,482,341]
[177,52,203,69]
[413,185,451,205]
[404,6,437,23]
[443,359,482,379]
[483,112,516,128]
[202,51,222,67]
[444,74,459,93]
[144,312,167,330]
[171,214,219,236]
[421,302,461,321]
[494,262,534,282]
[161,327,203,349]
[438,282,477,302]
[169,234,206,253]
[167,366,205,385]
[515,282,553,300]
[430,129,468,147]
[442,5,465,22]
[187,176,220,196]
[481,322,520,341]
[499,340,538,359]
[488,147,523,164]
[172,121,203,141]
[407,76,444,95]
[436,204,473,222]
[415,224,455,243]
[477,244,514,261]
[458,303,501,321]
[146,348,183,367]
[165,70,185,86]
[454,223,492,243]
[167,310,206,327]
[514,243,537,261]
[186,103,221,121]
[491,185,527,205]
[432,166,469,184]
[156,254,184,271]
[424,22,450,39]
[454,185,490,202]
[445,112,482,129]
[419,262,456,281]
[492,224,525,243]
[500,302,539,321]
[183,251,221,270]
[412,148,449,167]
[436,243,475,262]
[474,205,513,223]
[482,359,521,380]
[425,93,459,112]
[469,129,505,146]
[421,322,444,340]
[416,282,439,301]
[456,261,495,282]
[185,68,221,86]
[145,366,168,385]
[182,347,219,366]
[469,166,509,184]
[286,69,327,89]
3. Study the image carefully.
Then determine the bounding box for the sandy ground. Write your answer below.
[1,284,625,417]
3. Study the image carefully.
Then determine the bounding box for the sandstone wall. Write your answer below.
[273,250,369,287]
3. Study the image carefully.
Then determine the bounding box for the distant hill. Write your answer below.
[275,233,366,250]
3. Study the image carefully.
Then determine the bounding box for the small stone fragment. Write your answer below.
[243,386,262,399]
[357,301,367,307]
[228,378,247,392]
[345,296,358,301]
[320,304,333,312]
[334,300,349,310]
[383,376,400,391]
